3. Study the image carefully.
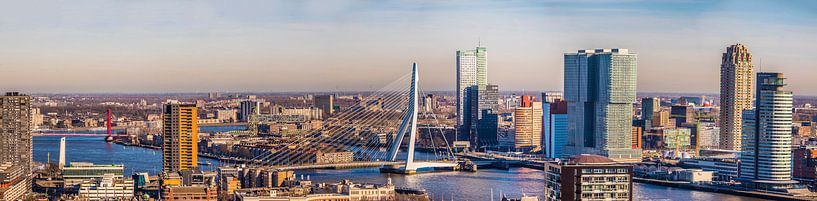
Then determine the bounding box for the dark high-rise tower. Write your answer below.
[314,95,334,119]
[463,84,498,146]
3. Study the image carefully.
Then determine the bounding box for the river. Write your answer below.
[32,135,768,201]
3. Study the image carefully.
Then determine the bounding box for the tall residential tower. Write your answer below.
[564,49,641,162]
[719,44,754,151]
[0,92,32,200]
[163,103,199,172]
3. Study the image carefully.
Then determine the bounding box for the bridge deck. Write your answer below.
[258,160,456,171]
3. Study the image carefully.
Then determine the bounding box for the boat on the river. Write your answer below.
[104,135,114,143]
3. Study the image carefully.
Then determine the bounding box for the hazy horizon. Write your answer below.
[2,1,816,95]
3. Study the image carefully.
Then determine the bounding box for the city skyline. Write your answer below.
[6,1,817,200]
[1,1,817,95]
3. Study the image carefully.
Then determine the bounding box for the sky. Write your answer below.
[1,0,816,95]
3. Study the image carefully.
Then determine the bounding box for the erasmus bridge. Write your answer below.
[244,63,460,174]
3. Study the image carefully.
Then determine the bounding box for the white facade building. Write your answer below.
[77,174,135,200]
[739,73,795,184]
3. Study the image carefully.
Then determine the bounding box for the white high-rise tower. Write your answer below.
[58,137,66,168]
[739,72,798,189]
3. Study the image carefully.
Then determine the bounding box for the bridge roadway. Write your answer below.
[255,160,456,171]
[457,152,547,169]
[32,133,125,137]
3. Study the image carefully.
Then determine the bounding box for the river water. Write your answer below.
[32,135,767,201]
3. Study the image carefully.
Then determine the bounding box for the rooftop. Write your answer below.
[567,154,616,164]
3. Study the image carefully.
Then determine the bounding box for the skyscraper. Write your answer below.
[0,92,32,200]
[543,99,568,158]
[514,98,542,150]
[163,103,198,172]
[314,95,334,119]
[456,46,487,131]
[422,94,435,113]
[739,72,798,189]
[463,84,498,145]
[719,44,754,151]
[641,97,660,121]
[542,92,565,156]
[564,49,641,162]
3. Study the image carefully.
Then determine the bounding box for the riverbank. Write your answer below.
[634,177,814,201]
[34,136,767,200]
[114,140,252,163]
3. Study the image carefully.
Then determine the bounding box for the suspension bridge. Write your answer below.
[32,109,125,140]
[243,63,462,174]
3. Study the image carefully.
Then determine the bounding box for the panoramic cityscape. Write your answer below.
[2,1,817,201]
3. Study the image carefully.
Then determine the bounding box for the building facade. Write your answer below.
[0,162,27,201]
[476,109,499,149]
[314,95,334,119]
[671,105,695,126]
[719,44,754,151]
[564,49,641,162]
[679,158,740,181]
[641,97,660,122]
[644,128,691,151]
[456,46,487,129]
[163,103,199,172]
[543,98,568,158]
[464,84,499,146]
[514,99,542,150]
[0,92,31,201]
[652,110,671,128]
[544,154,633,201]
[793,145,817,181]
[239,100,260,122]
[77,174,135,200]
[62,162,126,189]
[739,72,797,190]
[631,127,642,149]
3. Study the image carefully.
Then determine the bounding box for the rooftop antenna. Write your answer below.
[478,37,482,47]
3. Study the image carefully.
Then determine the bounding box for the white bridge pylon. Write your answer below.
[386,63,456,171]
